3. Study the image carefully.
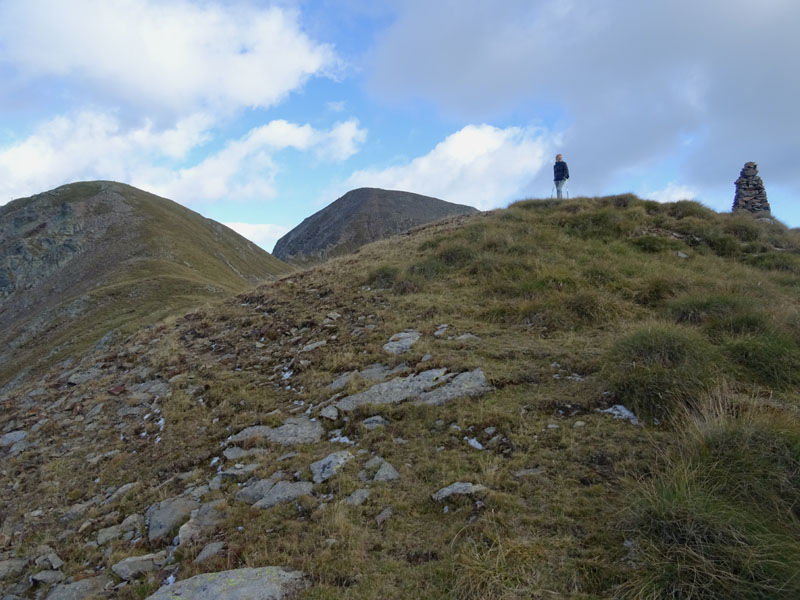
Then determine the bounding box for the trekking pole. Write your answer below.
[550,183,555,199]
[565,180,570,199]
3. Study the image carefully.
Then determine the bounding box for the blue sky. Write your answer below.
[1,0,798,252]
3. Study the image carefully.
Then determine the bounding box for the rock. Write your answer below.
[412,369,492,406]
[434,324,449,337]
[0,430,26,447]
[97,524,123,545]
[383,330,421,355]
[229,416,324,446]
[45,576,110,600]
[31,570,65,584]
[375,507,394,527]
[236,472,284,505]
[733,161,771,215]
[144,566,308,600]
[344,489,371,506]
[106,481,140,505]
[300,340,327,353]
[573,420,586,428]
[112,551,167,580]
[0,559,26,579]
[220,463,260,481]
[372,461,400,482]
[455,333,480,341]
[253,481,313,509]
[35,552,64,571]
[145,496,200,543]
[327,373,353,391]
[362,416,390,430]
[194,541,225,563]
[178,500,226,545]
[310,451,353,483]
[319,405,339,420]
[431,482,487,502]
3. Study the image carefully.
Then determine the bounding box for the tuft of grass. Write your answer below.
[606,324,717,421]
[620,396,800,600]
[723,332,800,389]
[665,294,749,325]
[364,265,399,288]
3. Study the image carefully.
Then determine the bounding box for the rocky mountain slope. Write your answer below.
[2,195,800,599]
[0,181,290,391]
[272,187,477,264]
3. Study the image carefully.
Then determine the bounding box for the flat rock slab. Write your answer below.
[431,482,488,502]
[112,551,167,580]
[311,451,353,483]
[253,481,313,509]
[0,558,26,579]
[229,416,324,446]
[236,472,284,505]
[0,430,27,446]
[146,567,308,600]
[336,368,490,412]
[194,541,225,564]
[344,488,371,506]
[146,496,200,543]
[46,576,110,600]
[178,500,226,545]
[383,330,421,355]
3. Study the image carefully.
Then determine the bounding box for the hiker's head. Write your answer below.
[556,154,563,162]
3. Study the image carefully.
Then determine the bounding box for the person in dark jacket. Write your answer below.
[553,154,569,199]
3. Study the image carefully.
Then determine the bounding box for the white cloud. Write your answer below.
[0,113,366,205]
[223,222,290,253]
[367,0,800,208]
[0,0,336,114]
[342,124,548,210]
[646,183,697,204]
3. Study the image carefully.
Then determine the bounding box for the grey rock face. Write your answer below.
[177,500,226,545]
[431,482,488,502]
[310,451,353,483]
[145,496,200,543]
[111,551,167,580]
[45,576,110,600]
[31,570,65,584]
[145,566,309,600]
[336,368,491,412]
[253,481,313,509]
[362,415,391,430]
[194,541,225,563]
[236,472,284,505]
[373,461,400,482]
[0,430,26,447]
[383,330,421,355]
[0,559,26,579]
[733,162,770,215]
[344,488,371,506]
[229,416,324,446]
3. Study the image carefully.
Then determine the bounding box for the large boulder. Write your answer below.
[144,566,308,599]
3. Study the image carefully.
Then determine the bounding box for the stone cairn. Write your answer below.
[732,162,770,215]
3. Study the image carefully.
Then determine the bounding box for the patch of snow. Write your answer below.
[329,429,355,445]
[210,457,220,467]
[282,369,293,380]
[164,574,176,586]
[597,405,639,425]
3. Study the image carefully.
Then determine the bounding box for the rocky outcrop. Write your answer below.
[272,188,477,263]
[733,162,770,215]
[145,567,309,600]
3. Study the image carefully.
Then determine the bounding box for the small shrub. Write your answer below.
[667,200,715,220]
[629,235,684,254]
[436,244,476,267]
[724,218,761,242]
[607,325,716,420]
[418,237,445,251]
[706,233,740,257]
[633,278,686,307]
[703,312,770,342]
[665,295,748,325]
[364,265,398,288]
[723,332,800,388]
[407,257,448,279]
[558,208,637,240]
[564,292,617,324]
[744,252,800,273]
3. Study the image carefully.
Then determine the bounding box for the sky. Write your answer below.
[1,0,798,252]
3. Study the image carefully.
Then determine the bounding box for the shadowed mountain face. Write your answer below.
[0,181,290,389]
[272,188,478,263]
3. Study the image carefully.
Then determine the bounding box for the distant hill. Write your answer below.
[272,187,478,263]
[0,180,290,389]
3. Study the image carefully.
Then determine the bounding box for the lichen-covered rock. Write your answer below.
[383,330,421,355]
[145,496,200,543]
[310,451,353,483]
[253,481,313,509]
[431,482,487,502]
[229,416,324,446]
[145,566,308,600]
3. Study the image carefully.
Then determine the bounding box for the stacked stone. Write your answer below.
[732,162,770,215]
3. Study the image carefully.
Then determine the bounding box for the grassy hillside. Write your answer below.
[2,194,800,599]
[0,181,291,389]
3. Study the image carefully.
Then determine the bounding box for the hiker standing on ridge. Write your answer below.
[554,154,569,199]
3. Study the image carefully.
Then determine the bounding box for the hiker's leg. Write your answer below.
[555,180,564,199]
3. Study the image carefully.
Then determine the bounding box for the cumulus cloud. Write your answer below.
[0,0,336,114]
[223,222,290,253]
[647,183,698,204]
[0,112,366,205]
[342,124,548,210]
[366,0,800,209]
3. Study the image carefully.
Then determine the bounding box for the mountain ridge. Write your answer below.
[272,187,478,263]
